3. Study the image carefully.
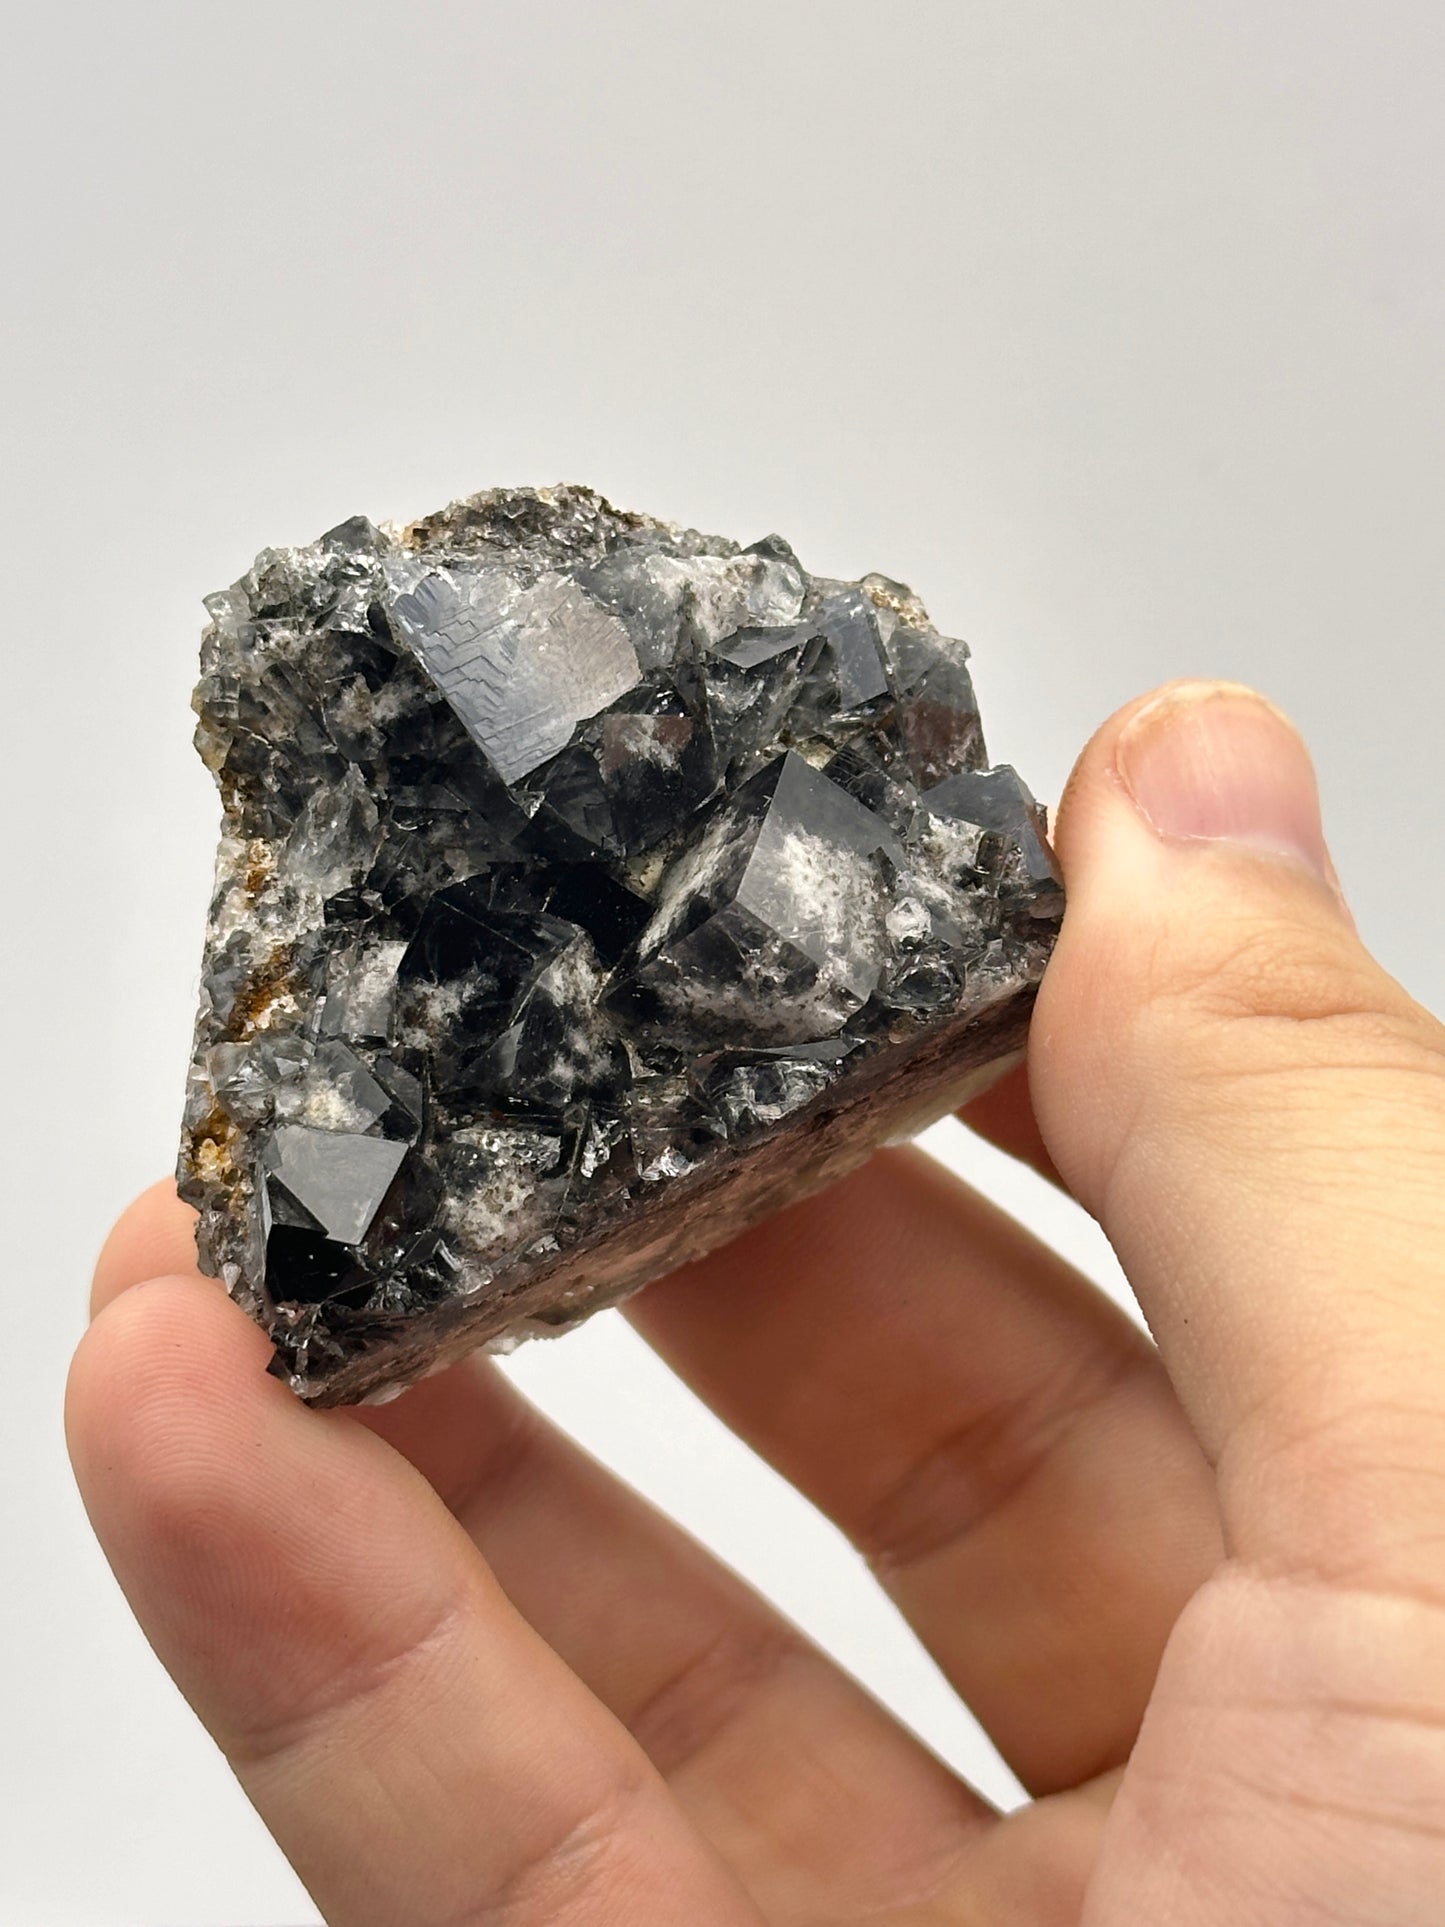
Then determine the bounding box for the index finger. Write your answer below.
[67,1276,764,1927]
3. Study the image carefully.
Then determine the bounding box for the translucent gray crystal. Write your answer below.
[263,1127,409,1245]
[389,571,642,783]
[178,485,1062,1404]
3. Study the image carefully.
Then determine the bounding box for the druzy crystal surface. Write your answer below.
[179,486,1061,1404]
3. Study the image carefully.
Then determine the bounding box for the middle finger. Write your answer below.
[630,1146,1224,1796]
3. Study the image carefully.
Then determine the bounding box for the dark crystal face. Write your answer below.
[179,485,1061,1401]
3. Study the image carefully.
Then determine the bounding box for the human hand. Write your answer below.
[69,680,1445,1924]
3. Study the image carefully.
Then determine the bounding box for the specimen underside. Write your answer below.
[179,485,1062,1404]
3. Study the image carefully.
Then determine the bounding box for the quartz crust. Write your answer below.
[179,486,1062,1404]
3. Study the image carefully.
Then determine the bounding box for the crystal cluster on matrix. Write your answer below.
[179,486,1061,1404]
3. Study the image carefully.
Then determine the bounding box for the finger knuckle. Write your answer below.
[1228,1383,1445,1591]
[476,1758,658,1926]
[625,1622,805,1777]
[1144,911,1445,1090]
[1154,909,1366,1026]
[1150,1567,1445,1872]
[859,1339,1158,1576]
[228,1597,464,1770]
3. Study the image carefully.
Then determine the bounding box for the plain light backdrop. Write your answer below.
[4,4,1443,1921]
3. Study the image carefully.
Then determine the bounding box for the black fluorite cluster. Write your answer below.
[179,486,1061,1403]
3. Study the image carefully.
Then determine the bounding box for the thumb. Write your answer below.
[1031,680,1445,1584]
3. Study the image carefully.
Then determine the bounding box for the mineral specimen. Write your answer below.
[179,485,1062,1405]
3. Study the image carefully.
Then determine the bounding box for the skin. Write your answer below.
[68,680,1445,1924]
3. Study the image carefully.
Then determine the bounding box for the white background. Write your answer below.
[3,4,1443,1921]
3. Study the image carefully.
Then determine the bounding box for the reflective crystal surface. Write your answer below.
[179,485,1062,1403]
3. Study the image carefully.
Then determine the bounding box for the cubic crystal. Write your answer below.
[178,485,1062,1404]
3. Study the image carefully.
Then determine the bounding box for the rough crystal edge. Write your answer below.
[289,972,1039,1406]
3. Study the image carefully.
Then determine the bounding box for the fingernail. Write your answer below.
[1115,682,1333,884]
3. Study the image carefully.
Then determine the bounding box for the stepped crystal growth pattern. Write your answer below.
[179,486,1062,1404]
